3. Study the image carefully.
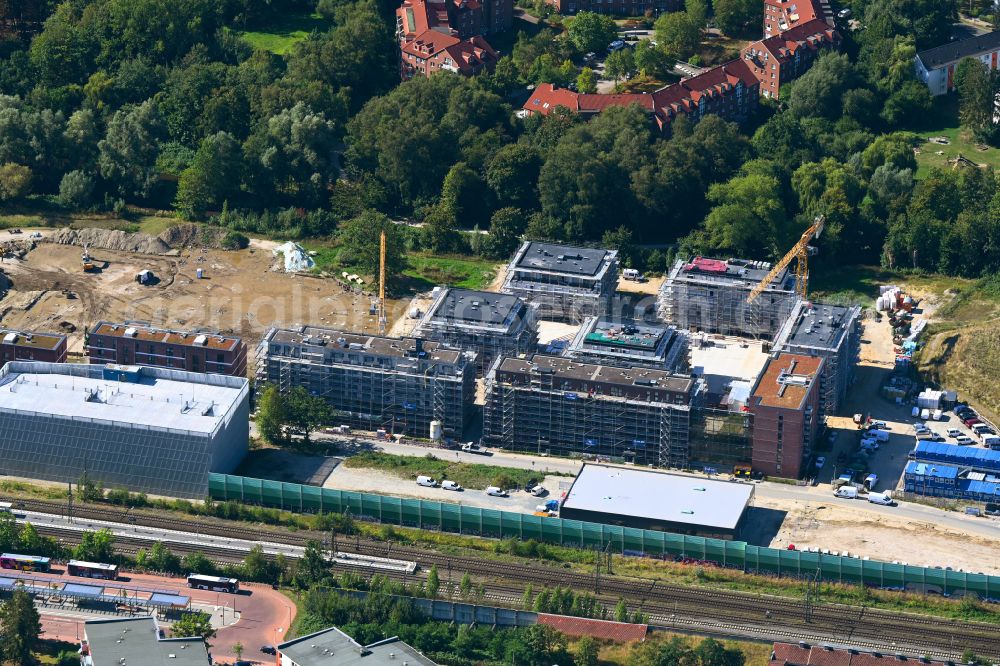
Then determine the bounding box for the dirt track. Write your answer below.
[0,243,408,364]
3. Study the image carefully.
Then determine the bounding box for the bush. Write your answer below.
[58,170,96,208]
[221,230,249,249]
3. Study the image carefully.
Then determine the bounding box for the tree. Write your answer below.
[786,52,859,119]
[605,48,636,85]
[175,132,244,219]
[956,57,997,144]
[181,552,214,575]
[74,528,115,562]
[575,636,599,666]
[148,541,181,573]
[337,210,407,290]
[233,642,244,660]
[482,207,525,259]
[296,540,328,587]
[285,386,330,443]
[0,512,17,553]
[655,11,700,60]
[634,41,669,78]
[256,384,287,444]
[58,170,96,208]
[614,598,628,622]
[0,163,32,202]
[701,171,789,259]
[568,12,618,53]
[686,0,708,27]
[459,572,473,598]
[485,144,541,210]
[692,637,744,666]
[171,611,216,641]
[601,226,638,268]
[98,99,166,199]
[426,565,440,598]
[439,161,490,229]
[881,80,933,127]
[713,0,761,35]
[242,544,271,582]
[577,67,597,94]
[0,588,40,665]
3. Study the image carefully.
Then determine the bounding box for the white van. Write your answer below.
[416,476,437,487]
[622,268,643,281]
[441,480,462,491]
[868,430,890,442]
[983,435,1000,449]
[485,486,507,497]
[867,492,894,506]
[834,486,858,499]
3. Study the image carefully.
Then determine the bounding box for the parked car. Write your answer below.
[441,480,462,491]
[815,456,826,470]
[485,486,507,497]
[955,436,975,445]
[913,423,929,433]
[964,418,982,427]
[261,645,277,655]
[834,486,859,499]
[869,421,888,430]
[947,428,962,437]
[530,485,547,496]
[864,473,878,491]
[416,476,438,487]
[462,442,489,455]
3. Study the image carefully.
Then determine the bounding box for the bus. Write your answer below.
[0,553,51,572]
[187,574,239,593]
[67,560,119,580]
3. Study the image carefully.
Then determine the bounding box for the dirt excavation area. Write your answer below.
[760,495,1000,575]
[0,233,408,359]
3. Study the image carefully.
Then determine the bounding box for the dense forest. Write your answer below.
[2,0,1000,278]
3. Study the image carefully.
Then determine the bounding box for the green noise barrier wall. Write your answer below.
[208,473,1000,599]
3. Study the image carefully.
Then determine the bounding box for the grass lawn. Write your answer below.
[912,95,1000,177]
[620,73,679,93]
[403,253,499,291]
[810,264,966,306]
[235,12,330,54]
[695,34,748,67]
[0,207,183,237]
[342,451,566,490]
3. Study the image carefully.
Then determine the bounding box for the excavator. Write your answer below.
[82,243,96,272]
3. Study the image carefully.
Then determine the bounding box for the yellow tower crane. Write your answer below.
[746,215,825,305]
[378,229,387,335]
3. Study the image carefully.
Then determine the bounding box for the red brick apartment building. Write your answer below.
[85,322,248,377]
[522,0,837,123]
[772,642,949,666]
[544,0,680,17]
[748,353,823,479]
[741,18,840,99]
[524,58,760,130]
[395,0,505,80]
[763,0,832,37]
[0,329,67,365]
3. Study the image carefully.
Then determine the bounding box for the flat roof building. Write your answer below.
[0,362,249,498]
[0,328,67,364]
[279,625,438,666]
[559,463,754,539]
[502,241,618,323]
[483,354,695,467]
[748,353,823,479]
[81,616,208,666]
[563,317,689,372]
[659,256,799,339]
[86,321,248,377]
[773,300,860,415]
[258,326,476,439]
[414,287,537,374]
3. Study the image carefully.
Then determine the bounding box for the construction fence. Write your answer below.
[208,474,1000,600]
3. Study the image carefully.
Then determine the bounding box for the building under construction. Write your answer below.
[658,257,799,339]
[482,354,695,467]
[501,241,618,323]
[413,288,537,374]
[257,326,476,438]
[772,300,861,415]
[563,317,689,372]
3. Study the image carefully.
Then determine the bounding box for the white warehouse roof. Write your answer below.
[0,362,248,435]
[561,464,754,530]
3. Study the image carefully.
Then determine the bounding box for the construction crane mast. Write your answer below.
[746,215,825,304]
[378,229,387,335]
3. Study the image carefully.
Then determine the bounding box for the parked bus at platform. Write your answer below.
[0,553,50,572]
[67,560,119,580]
[187,574,239,593]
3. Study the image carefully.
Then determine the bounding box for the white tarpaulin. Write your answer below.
[273,241,315,272]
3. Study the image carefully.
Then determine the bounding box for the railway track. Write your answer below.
[11,498,1000,658]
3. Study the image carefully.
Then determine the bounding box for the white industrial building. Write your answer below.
[0,362,249,498]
